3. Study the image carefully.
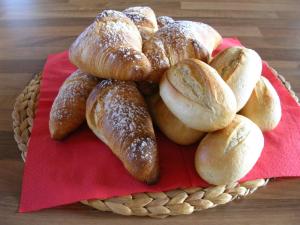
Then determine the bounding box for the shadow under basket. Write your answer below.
[12,67,299,218]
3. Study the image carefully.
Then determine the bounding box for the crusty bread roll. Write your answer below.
[210,46,262,111]
[147,94,205,145]
[160,59,237,132]
[123,6,158,40]
[239,76,282,131]
[143,20,222,82]
[69,10,151,81]
[86,80,159,184]
[195,115,264,185]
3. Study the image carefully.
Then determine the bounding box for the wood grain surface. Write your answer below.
[0,0,300,224]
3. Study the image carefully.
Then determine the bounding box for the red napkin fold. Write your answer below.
[19,38,300,212]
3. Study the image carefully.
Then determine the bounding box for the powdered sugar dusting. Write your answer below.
[96,10,127,20]
[127,137,154,161]
[50,71,98,122]
[157,16,174,28]
[94,15,141,51]
[157,21,201,49]
[144,21,212,74]
[103,81,154,161]
[123,6,149,23]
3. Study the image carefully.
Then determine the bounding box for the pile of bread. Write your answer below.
[49,7,282,185]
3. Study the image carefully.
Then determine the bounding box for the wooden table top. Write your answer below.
[1,0,300,224]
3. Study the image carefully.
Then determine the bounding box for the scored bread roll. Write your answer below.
[160,58,237,132]
[210,46,262,111]
[147,94,205,145]
[195,115,264,185]
[239,76,282,131]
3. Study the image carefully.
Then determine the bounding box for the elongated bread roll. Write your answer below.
[86,80,159,184]
[240,76,282,131]
[160,59,237,132]
[147,94,205,145]
[210,47,262,111]
[195,115,264,185]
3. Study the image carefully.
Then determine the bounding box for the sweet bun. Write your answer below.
[147,94,205,145]
[195,115,264,185]
[159,58,237,132]
[210,46,262,111]
[143,21,222,82]
[240,76,282,131]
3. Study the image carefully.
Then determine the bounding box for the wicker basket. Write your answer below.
[12,67,298,218]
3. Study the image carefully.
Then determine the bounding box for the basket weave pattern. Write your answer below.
[12,69,299,218]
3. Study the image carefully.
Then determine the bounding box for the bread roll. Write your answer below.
[195,115,264,185]
[210,47,262,111]
[160,59,237,132]
[239,76,282,131]
[147,94,205,145]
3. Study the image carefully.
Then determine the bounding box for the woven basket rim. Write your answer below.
[12,65,299,218]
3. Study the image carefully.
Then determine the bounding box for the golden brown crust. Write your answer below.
[49,69,99,140]
[86,80,159,184]
[239,76,282,131]
[195,115,264,185]
[210,47,262,111]
[143,21,222,82]
[147,94,205,145]
[123,6,158,41]
[159,59,237,132]
[69,10,151,81]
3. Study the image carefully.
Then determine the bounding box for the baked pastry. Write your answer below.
[159,59,236,132]
[195,115,264,185]
[49,69,99,140]
[69,10,151,81]
[136,81,159,96]
[157,16,174,28]
[143,20,222,82]
[123,6,158,40]
[210,46,262,111]
[240,76,282,131]
[147,94,205,145]
[86,80,159,184]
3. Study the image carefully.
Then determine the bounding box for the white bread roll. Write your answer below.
[239,76,282,131]
[159,58,237,132]
[195,115,264,185]
[210,47,262,111]
[147,94,205,145]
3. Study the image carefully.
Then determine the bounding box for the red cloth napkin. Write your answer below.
[19,38,300,212]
